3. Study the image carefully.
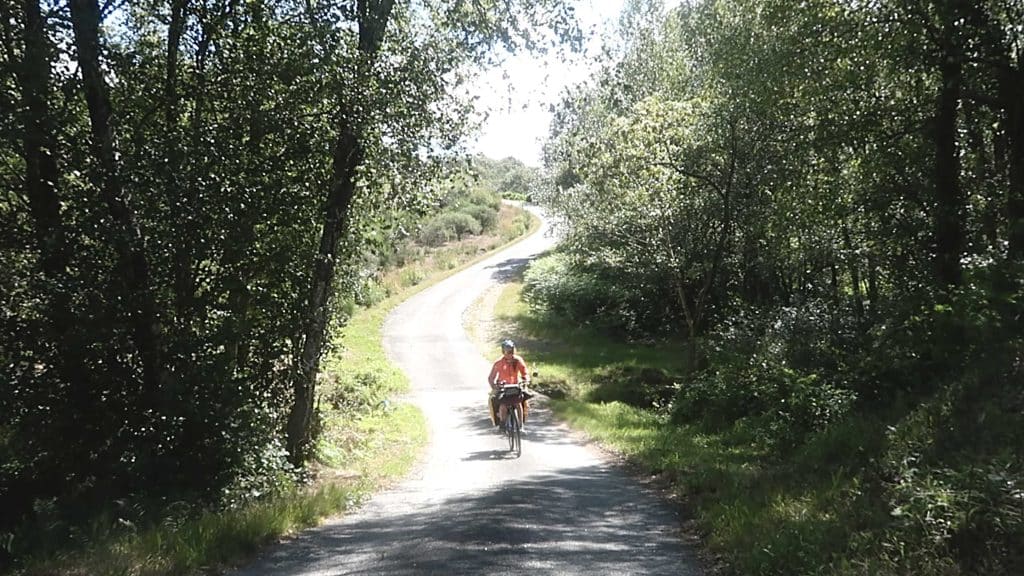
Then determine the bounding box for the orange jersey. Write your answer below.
[488,354,528,386]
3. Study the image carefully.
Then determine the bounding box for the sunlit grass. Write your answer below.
[547,398,875,575]
[483,281,687,399]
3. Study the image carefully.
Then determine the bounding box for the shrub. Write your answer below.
[353,278,387,308]
[522,252,677,338]
[586,365,680,410]
[322,370,389,413]
[880,368,1024,575]
[417,212,482,246]
[400,267,425,287]
[417,219,455,246]
[499,212,530,242]
[672,302,858,450]
[444,211,482,237]
[459,204,497,231]
[532,376,571,400]
[464,188,501,211]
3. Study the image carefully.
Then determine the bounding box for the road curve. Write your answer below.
[231,208,705,575]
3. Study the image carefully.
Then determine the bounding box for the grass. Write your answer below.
[467,279,918,576]
[12,203,538,576]
[481,281,688,399]
[16,405,425,576]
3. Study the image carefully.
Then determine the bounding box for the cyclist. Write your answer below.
[488,339,531,429]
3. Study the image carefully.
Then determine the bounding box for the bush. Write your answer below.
[464,188,501,211]
[586,365,680,410]
[879,367,1024,575]
[458,204,497,231]
[499,212,530,242]
[353,278,387,308]
[672,302,858,450]
[532,376,571,400]
[400,267,425,287]
[522,252,678,338]
[418,218,456,246]
[417,212,482,246]
[322,370,389,413]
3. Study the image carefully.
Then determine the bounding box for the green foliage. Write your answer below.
[522,251,678,337]
[463,187,503,212]
[458,203,498,231]
[0,0,577,568]
[467,155,541,200]
[586,366,680,411]
[675,360,857,452]
[403,163,506,247]
[418,212,483,246]
[13,404,425,576]
[499,211,533,243]
[529,0,1024,571]
[322,371,392,413]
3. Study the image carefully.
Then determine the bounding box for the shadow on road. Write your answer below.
[486,256,534,283]
[451,399,583,448]
[461,449,517,462]
[236,463,698,576]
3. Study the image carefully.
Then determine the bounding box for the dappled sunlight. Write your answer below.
[234,462,699,576]
[486,256,534,283]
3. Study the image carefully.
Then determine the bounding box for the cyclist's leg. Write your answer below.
[521,399,529,423]
[488,394,498,425]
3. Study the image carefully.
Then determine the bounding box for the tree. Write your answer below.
[284,0,579,463]
[0,0,580,545]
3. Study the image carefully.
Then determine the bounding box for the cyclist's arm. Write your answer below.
[487,362,500,389]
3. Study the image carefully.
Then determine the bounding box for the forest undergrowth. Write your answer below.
[489,273,1023,576]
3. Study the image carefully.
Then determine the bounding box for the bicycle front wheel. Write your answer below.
[506,409,516,452]
[510,407,521,457]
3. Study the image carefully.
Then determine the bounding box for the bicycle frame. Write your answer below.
[496,383,524,457]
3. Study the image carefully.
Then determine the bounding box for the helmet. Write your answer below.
[500,339,515,352]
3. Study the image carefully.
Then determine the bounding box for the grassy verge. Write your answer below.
[14,205,538,576]
[477,281,688,398]
[15,405,426,576]
[471,279,902,576]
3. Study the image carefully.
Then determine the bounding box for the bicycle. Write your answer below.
[495,382,525,457]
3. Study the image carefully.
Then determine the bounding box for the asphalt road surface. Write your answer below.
[231,208,705,575]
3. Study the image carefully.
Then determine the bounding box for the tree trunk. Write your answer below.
[842,224,864,319]
[166,0,193,320]
[17,0,86,501]
[224,100,266,375]
[672,273,699,374]
[69,0,164,396]
[287,121,362,462]
[932,5,965,288]
[286,0,397,464]
[20,0,66,277]
[866,252,879,312]
[1006,65,1024,261]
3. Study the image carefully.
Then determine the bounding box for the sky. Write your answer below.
[465,0,627,168]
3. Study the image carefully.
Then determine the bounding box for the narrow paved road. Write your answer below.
[232,209,705,575]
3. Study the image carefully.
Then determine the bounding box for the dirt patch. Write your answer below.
[463,283,505,356]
